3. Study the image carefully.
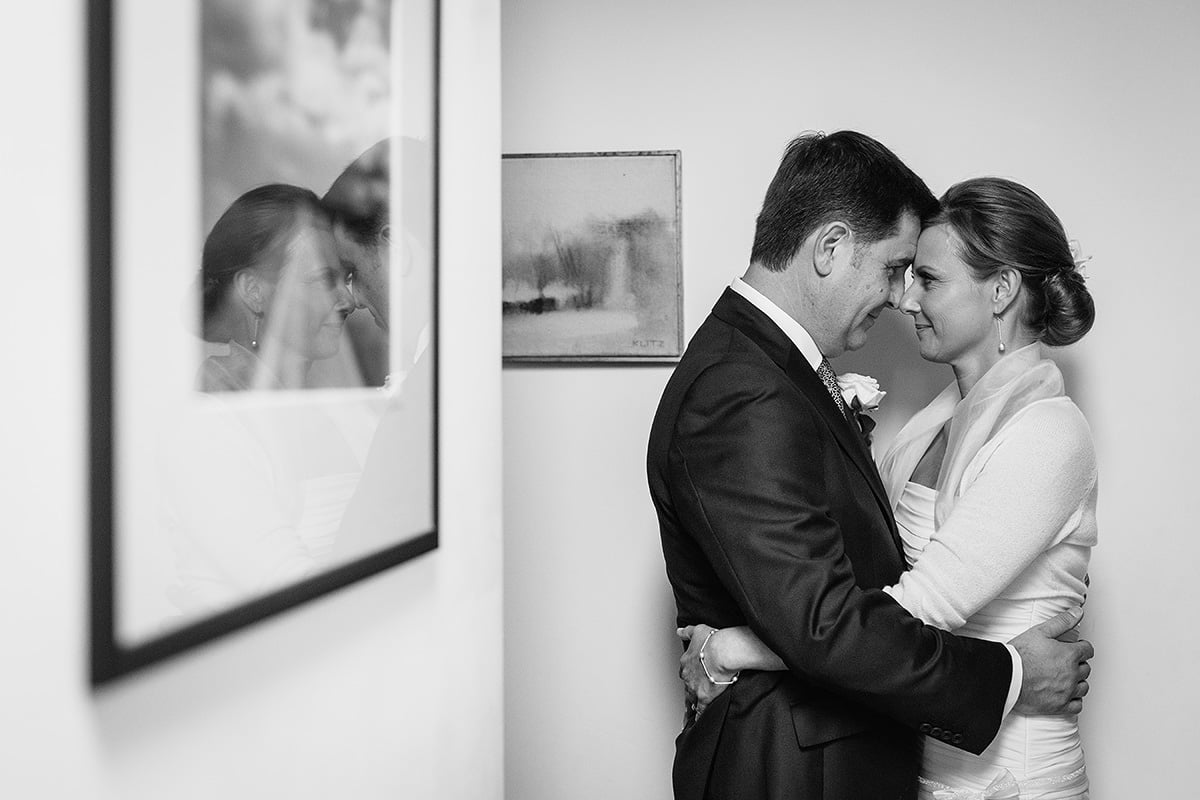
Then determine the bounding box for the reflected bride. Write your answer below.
[154,185,372,621]
[197,183,356,392]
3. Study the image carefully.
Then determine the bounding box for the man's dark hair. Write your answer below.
[323,138,391,246]
[749,130,937,271]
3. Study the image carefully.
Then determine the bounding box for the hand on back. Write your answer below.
[1009,607,1093,715]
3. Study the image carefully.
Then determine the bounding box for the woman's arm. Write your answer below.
[679,624,785,672]
[677,623,785,714]
[884,401,1097,630]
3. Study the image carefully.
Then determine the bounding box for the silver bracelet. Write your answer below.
[698,628,739,686]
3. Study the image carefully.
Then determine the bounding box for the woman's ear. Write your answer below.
[993,267,1023,314]
[812,221,851,277]
[233,269,268,315]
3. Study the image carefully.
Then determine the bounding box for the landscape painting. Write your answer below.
[502,151,683,362]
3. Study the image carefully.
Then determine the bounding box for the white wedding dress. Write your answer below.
[895,481,1089,800]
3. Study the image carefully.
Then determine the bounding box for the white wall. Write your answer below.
[502,2,1200,798]
[0,1,503,797]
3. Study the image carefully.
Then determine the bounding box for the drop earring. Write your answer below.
[251,314,261,350]
[995,314,1006,354]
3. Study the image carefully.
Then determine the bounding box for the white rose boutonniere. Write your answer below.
[837,373,886,412]
[837,373,885,448]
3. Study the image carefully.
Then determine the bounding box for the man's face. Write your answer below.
[826,211,919,355]
[334,223,390,331]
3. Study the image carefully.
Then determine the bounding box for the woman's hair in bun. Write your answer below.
[928,177,1094,346]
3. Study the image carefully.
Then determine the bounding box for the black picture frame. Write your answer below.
[89,0,440,685]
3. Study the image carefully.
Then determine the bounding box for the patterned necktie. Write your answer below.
[816,357,850,420]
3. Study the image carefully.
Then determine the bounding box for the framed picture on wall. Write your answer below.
[502,151,684,363]
[89,0,440,684]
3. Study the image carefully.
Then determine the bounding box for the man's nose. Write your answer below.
[885,274,906,309]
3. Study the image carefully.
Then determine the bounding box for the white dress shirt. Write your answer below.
[730,278,823,370]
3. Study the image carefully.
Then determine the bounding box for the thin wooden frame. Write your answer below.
[501,150,683,364]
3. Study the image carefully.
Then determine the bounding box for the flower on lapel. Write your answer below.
[837,373,886,412]
[838,373,884,448]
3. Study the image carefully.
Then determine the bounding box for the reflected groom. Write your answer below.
[646,131,1091,799]
[323,137,435,386]
[324,138,436,558]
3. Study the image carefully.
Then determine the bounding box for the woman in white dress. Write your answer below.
[680,177,1097,799]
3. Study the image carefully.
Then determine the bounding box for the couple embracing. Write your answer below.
[648,131,1096,799]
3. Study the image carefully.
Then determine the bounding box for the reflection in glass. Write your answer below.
[113,0,435,649]
[199,184,356,391]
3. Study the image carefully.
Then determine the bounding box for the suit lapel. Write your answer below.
[782,348,901,550]
[711,289,902,553]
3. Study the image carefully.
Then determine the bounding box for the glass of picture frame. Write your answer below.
[89,0,440,684]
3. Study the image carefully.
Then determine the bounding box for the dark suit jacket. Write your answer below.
[647,289,1012,800]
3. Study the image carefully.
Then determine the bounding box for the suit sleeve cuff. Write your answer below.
[1002,643,1022,718]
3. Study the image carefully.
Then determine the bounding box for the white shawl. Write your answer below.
[878,342,1065,529]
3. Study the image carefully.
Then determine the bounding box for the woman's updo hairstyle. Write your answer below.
[200,183,329,342]
[928,177,1094,347]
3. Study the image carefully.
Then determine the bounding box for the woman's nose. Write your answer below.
[898,286,920,315]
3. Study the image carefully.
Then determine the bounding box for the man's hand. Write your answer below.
[1009,607,1094,715]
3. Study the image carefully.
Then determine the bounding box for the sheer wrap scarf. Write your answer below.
[878,343,1065,528]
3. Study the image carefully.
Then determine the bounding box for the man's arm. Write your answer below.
[679,609,1089,721]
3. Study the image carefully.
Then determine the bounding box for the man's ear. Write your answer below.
[233,269,268,315]
[993,267,1023,314]
[812,221,851,277]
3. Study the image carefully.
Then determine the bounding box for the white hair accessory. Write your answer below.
[1068,239,1092,279]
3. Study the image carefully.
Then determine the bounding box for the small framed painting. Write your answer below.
[502,151,683,363]
[89,0,439,684]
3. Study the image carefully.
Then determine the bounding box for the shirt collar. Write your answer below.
[730,278,824,370]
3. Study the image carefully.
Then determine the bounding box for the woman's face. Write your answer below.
[264,219,355,361]
[899,224,1000,366]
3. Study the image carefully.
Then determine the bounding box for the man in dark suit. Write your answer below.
[647,131,1092,799]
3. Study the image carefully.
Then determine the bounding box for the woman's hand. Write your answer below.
[677,624,789,721]
[677,624,735,722]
